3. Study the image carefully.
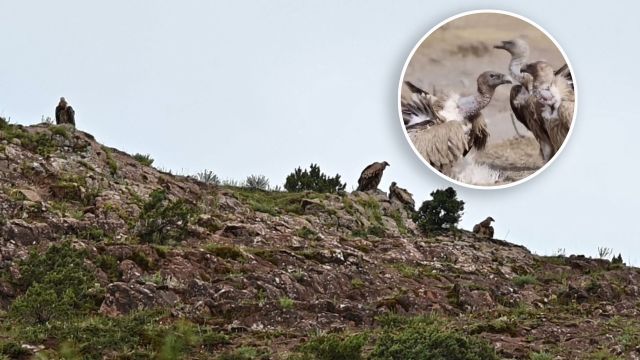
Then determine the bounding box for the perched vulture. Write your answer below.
[494,39,573,161]
[55,97,76,126]
[388,181,415,209]
[356,161,389,192]
[402,71,511,175]
[472,216,495,238]
[521,61,574,154]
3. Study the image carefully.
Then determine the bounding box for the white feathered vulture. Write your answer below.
[402,71,511,175]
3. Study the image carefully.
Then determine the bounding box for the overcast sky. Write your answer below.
[1,1,638,263]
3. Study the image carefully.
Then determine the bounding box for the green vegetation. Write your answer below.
[413,187,464,234]
[245,174,270,190]
[0,120,63,157]
[136,189,199,244]
[133,153,154,166]
[296,226,319,240]
[513,275,538,287]
[369,316,498,360]
[293,333,367,360]
[279,297,295,310]
[101,146,118,176]
[233,188,326,215]
[206,244,245,260]
[529,352,554,360]
[11,242,103,324]
[195,169,221,185]
[284,163,346,193]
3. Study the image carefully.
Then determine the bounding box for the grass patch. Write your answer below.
[233,188,325,216]
[513,275,538,287]
[279,297,295,310]
[133,153,154,166]
[206,244,244,261]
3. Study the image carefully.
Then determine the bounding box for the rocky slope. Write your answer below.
[0,122,639,359]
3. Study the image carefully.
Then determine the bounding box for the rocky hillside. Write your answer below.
[0,122,639,359]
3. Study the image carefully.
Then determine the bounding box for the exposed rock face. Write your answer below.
[1,124,639,358]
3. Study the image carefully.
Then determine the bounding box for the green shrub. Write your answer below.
[513,275,538,287]
[11,242,102,324]
[529,352,554,360]
[413,187,464,234]
[136,189,199,244]
[195,169,220,185]
[245,174,270,190]
[205,244,244,260]
[279,297,295,310]
[133,153,154,166]
[370,320,498,360]
[218,347,267,360]
[0,340,32,358]
[296,226,319,240]
[295,333,367,360]
[284,164,346,194]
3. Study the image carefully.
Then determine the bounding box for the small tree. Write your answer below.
[245,174,270,190]
[413,187,464,234]
[611,253,624,265]
[284,163,346,193]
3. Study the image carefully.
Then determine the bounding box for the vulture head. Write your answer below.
[382,161,390,167]
[494,38,529,58]
[390,181,397,187]
[521,61,555,85]
[59,97,67,106]
[477,71,512,94]
[485,216,495,223]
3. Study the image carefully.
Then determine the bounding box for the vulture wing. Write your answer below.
[554,64,573,90]
[409,121,468,169]
[548,76,574,151]
[472,223,481,234]
[467,113,489,154]
[404,81,429,96]
[487,226,494,238]
[402,82,440,129]
[392,185,415,207]
[524,93,555,161]
[55,105,65,125]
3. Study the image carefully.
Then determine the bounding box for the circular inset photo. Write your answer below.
[399,10,576,188]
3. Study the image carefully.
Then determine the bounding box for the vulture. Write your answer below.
[356,161,389,192]
[402,71,511,175]
[388,181,415,210]
[494,39,573,161]
[472,216,495,238]
[55,97,76,126]
[521,61,574,154]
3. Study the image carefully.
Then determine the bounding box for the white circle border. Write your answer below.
[397,9,578,190]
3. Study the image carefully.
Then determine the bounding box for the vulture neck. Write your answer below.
[509,55,528,84]
[458,87,494,120]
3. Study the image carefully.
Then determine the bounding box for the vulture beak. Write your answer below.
[502,76,513,84]
[520,65,531,75]
[493,42,506,50]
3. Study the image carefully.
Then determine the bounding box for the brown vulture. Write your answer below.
[521,61,574,155]
[356,161,389,192]
[494,39,573,161]
[402,71,511,176]
[388,181,415,209]
[55,97,76,126]
[472,216,495,238]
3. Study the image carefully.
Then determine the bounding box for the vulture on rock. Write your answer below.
[494,39,574,161]
[55,97,76,126]
[473,216,495,238]
[356,161,389,192]
[521,61,574,155]
[402,71,511,175]
[388,181,415,209]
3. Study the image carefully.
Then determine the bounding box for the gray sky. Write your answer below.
[1,1,638,263]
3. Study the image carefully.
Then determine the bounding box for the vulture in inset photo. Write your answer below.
[521,61,574,155]
[55,97,76,126]
[473,216,495,238]
[494,39,574,161]
[388,181,415,210]
[356,161,389,192]
[402,71,511,176]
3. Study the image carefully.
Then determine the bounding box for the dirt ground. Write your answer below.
[402,13,569,185]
